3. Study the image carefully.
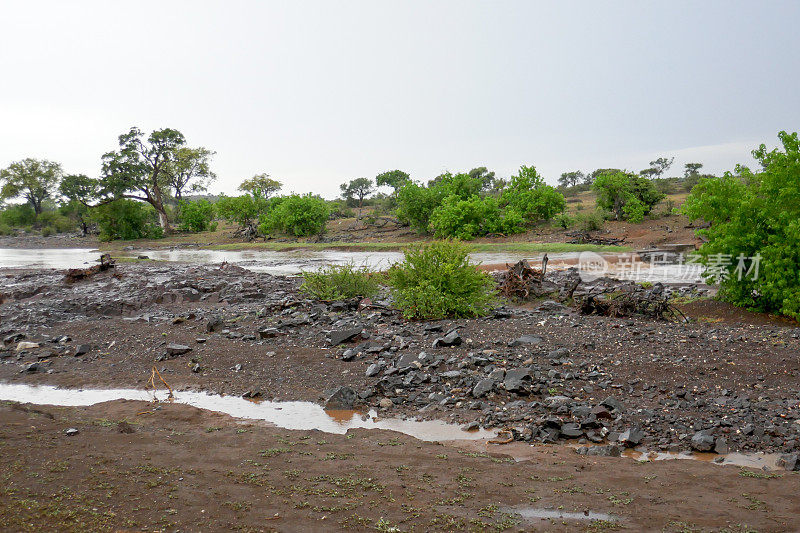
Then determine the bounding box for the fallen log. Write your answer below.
[64,253,115,283]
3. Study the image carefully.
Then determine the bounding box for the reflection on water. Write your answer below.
[0,248,102,269]
[502,506,618,522]
[0,246,705,284]
[0,383,494,442]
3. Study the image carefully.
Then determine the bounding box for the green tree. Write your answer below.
[642,156,674,179]
[340,177,374,209]
[164,147,216,202]
[467,167,497,192]
[0,158,63,215]
[91,199,163,241]
[238,174,282,199]
[216,194,268,238]
[593,172,664,222]
[262,194,329,237]
[59,174,100,235]
[501,165,566,224]
[684,162,703,178]
[680,131,800,319]
[558,171,584,188]
[100,127,187,232]
[375,170,411,193]
[178,199,216,232]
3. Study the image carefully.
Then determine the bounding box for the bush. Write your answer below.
[300,263,380,301]
[680,131,800,319]
[261,194,329,237]
[501,165,566,223]
[575,209,606,231]
[0,203,36,227]
[593,172,664,222]
[388,240,497,319]
[179,199,216,232]
[429,195,523,239]
[216,194,267,234]
[37,211,75,234]
[0,222,12,235]
[92,199,164,241]
[395,182,446,233]
[552,212,575,229]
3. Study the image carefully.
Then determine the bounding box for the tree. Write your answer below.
[585,168,622,185]
[216,194,268,239]
[375,170,411,193]
[100,127,188,231]
[467,167,497,192]
[501,165,566,224]
[593,172,664,222]
[680,131,800,319]
[59,174,100,235]
[238,173,282,199]
[558,171,584,188]
[164,147,216,202]
[684,162,703,178]
[0,158,63,215]
[340,178,374,210]
[645,156,674,179]
[261,194,329,237]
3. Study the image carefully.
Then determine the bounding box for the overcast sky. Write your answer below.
[1,1,798,198]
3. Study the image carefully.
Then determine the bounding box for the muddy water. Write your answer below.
[0,383,494,442]
[0,248,102,269]
[501,506,618,522]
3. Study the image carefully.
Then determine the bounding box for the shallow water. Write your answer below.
[0,246,705,283]
[502,506,618,522]
[0,383,494,442]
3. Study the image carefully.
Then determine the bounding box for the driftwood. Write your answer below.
[498,257,547,300]
[566,231,625,246]
[577,284,686,322]
[64,253,115,283]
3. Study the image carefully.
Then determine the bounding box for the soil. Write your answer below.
[2,400,799,533]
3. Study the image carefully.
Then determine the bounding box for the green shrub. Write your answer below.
[575,209,606,231]
[91,199,164,241]
[0,203,36,227]
[261,194,329,237]
[179,199,215,232]
[387,240,497,319]
[37,211,75,233]
[328,200,355,218]
[552,212,575,229]
[41,226,54,237]
[0,222,12,235]
[501,165,566,223]
[216,194,268,234]
[395,182,446,233]
[593,172,664,222]
[300,263,379,301]
[680,131,800,319]
[429,195,523,239]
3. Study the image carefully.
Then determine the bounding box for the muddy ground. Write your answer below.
[1,261,799,531]
[2,400,799,532]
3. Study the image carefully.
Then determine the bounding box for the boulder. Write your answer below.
[16,341,40,351]
[576,445,621,457]
[329,328,362,346]
[74,344,91,356]
[777,453,799,471]
[472,379,495,398]
[509,335,542,347]
[619,427,644,447]
[432,330,462,348]
[324,386,357,410]
[691,431,716,452]
[166,343,192,356]
[258,328,281,339]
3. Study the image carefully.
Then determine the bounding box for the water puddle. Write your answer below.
[619,447,782,470]
[502,505,617,522]
[0,383,494,442]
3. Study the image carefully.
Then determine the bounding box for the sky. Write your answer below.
[1,1,799,198]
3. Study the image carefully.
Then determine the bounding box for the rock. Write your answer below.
[365,363,383,377]
[432,330,462,348]
[503,368,530,392]
[591,405,613,419]
[560,423,583,439]
[324,386,357,410]
[379,398,394,409]
[329,328,362,346]
[777,453,799,471]
[206,316,224,333]
[600,397,624,413]
[509,335,542,347]
[536,300,570,314]
[714,437,729,455]
[24,362,41,373]
[576,445,621,457]
[16,341,40,351]
[691,431,716,452]
[165,343,192,356]
[396,352,422,371]
[472,379,495,398]
[64,428,79,436]
[74,344,91,356]
[258,328,281,339]
[619,427,644,447]
[191,363,202,373]
[441,370,462,379]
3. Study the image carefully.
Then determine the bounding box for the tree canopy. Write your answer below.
[238,173,282,199]
[0,158,63,215]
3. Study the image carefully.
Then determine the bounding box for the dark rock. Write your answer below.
[324,386,357,410]
[509,334,542,347]
[432,330,462,348]
[472,379,495,398]
[536,300,570,314]
[206,316,224,333]
[396,352,423,371]
[600,397,624,413]
[329,328,362,346]
[777,453,799,471]
[560,423,583,439]
[258,328,281,339]
[74,344,91,356]
[366,363,383,377]
[691,431,716,452]
[166,343,192,356]
[619,427,644,447]
[504,368,531,392]
[576,445,621,457]
[441,370,462,379]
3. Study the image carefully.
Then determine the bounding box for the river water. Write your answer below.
[0,247,705,283]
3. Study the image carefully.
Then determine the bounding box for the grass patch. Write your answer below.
[300,263,379,301]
